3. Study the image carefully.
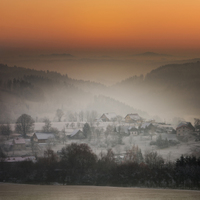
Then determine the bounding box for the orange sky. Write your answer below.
[1,0,200,55]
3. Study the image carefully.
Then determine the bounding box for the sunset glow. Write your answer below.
[2,2,200,191]
[1,0,200,53]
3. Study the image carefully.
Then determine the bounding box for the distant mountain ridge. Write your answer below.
[110,61,200,120]
[134,51,172,57]
[1,60,200,122]
[39,53,74,58]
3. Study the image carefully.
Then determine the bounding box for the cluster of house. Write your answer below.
[99,113,200,138]
[1,113,198,153]
[98,113,171,136]
[1,113,199,167]
[176,121,196,137]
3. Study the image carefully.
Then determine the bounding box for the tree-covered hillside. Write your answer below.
[0,64,147,123]
[109,61,200,120]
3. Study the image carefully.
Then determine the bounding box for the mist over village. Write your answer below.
[1,0,200,199]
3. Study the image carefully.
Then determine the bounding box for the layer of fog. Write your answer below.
[0,52,193,86]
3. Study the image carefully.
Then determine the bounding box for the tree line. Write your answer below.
[0,143,200,189]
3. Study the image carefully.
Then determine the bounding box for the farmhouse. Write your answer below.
[116,125,129,135]
[13,138,26,150]
[100,112,117,122]
[32,133,55,143]
[128,126,139,135]
[116,125,139,136]
[140,122,156,135]
[69,129,85,139]
[176,122,195,136]
[124,113,143,123]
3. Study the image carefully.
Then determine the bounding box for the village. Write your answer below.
[1,112,200,166]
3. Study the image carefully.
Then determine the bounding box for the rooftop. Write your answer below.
[34,133,55,140]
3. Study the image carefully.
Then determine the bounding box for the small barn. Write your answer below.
[128,126,139,135]
[140,122,156,135]
[100,113,117,122]
[13,138,26,150]
[32,133,55,143]
[176,122,195,136]
[116,125,139,136]
[124,113,143,123]
[69,129,85,139]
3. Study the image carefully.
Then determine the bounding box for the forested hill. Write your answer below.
[109,61,200,120]
[144,61,200,107]
[2,61,200,123]
[0,64,148,123]
[145,61,200,87]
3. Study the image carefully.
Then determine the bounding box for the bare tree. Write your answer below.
[70,122,75,129]
[79,111,84,122]
[42,118,52,133]
[62,128,67,144]
[77,122,80,128]
[144,151,164,168]
[15,114,34,137]
[56,109,64,122]
[124,145,143,163]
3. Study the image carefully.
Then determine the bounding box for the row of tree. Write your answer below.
[0,110,100,139]
[1,143,200,189]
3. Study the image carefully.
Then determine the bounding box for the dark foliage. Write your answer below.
[15,114,35,137]
[1,143,200,189]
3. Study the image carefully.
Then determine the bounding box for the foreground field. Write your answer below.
[0,184,200,200]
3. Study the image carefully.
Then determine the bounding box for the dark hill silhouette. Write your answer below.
[1,61,200,122]
[109,61,200,120]
[134,52,172,57]
[39,53,74,58]
[145,61,200,87]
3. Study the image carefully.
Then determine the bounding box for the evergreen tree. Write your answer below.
[83,123,92,140]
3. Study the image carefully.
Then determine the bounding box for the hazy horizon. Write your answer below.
[1,0,200,120]
[1,51,199,86]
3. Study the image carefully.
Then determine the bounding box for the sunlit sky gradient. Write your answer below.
[1,0,200,56]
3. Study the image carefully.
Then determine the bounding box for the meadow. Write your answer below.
[0,183,200,200]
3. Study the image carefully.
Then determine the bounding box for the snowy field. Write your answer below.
[0,183,200,200]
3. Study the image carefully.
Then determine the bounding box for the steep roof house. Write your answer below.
[116,125,139,136]
[128,126,139,135]
[124,113,143,123]
[176,122,195,136]
[100,113,117,122]
[140,122,156,135]
[69,129,85,139]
